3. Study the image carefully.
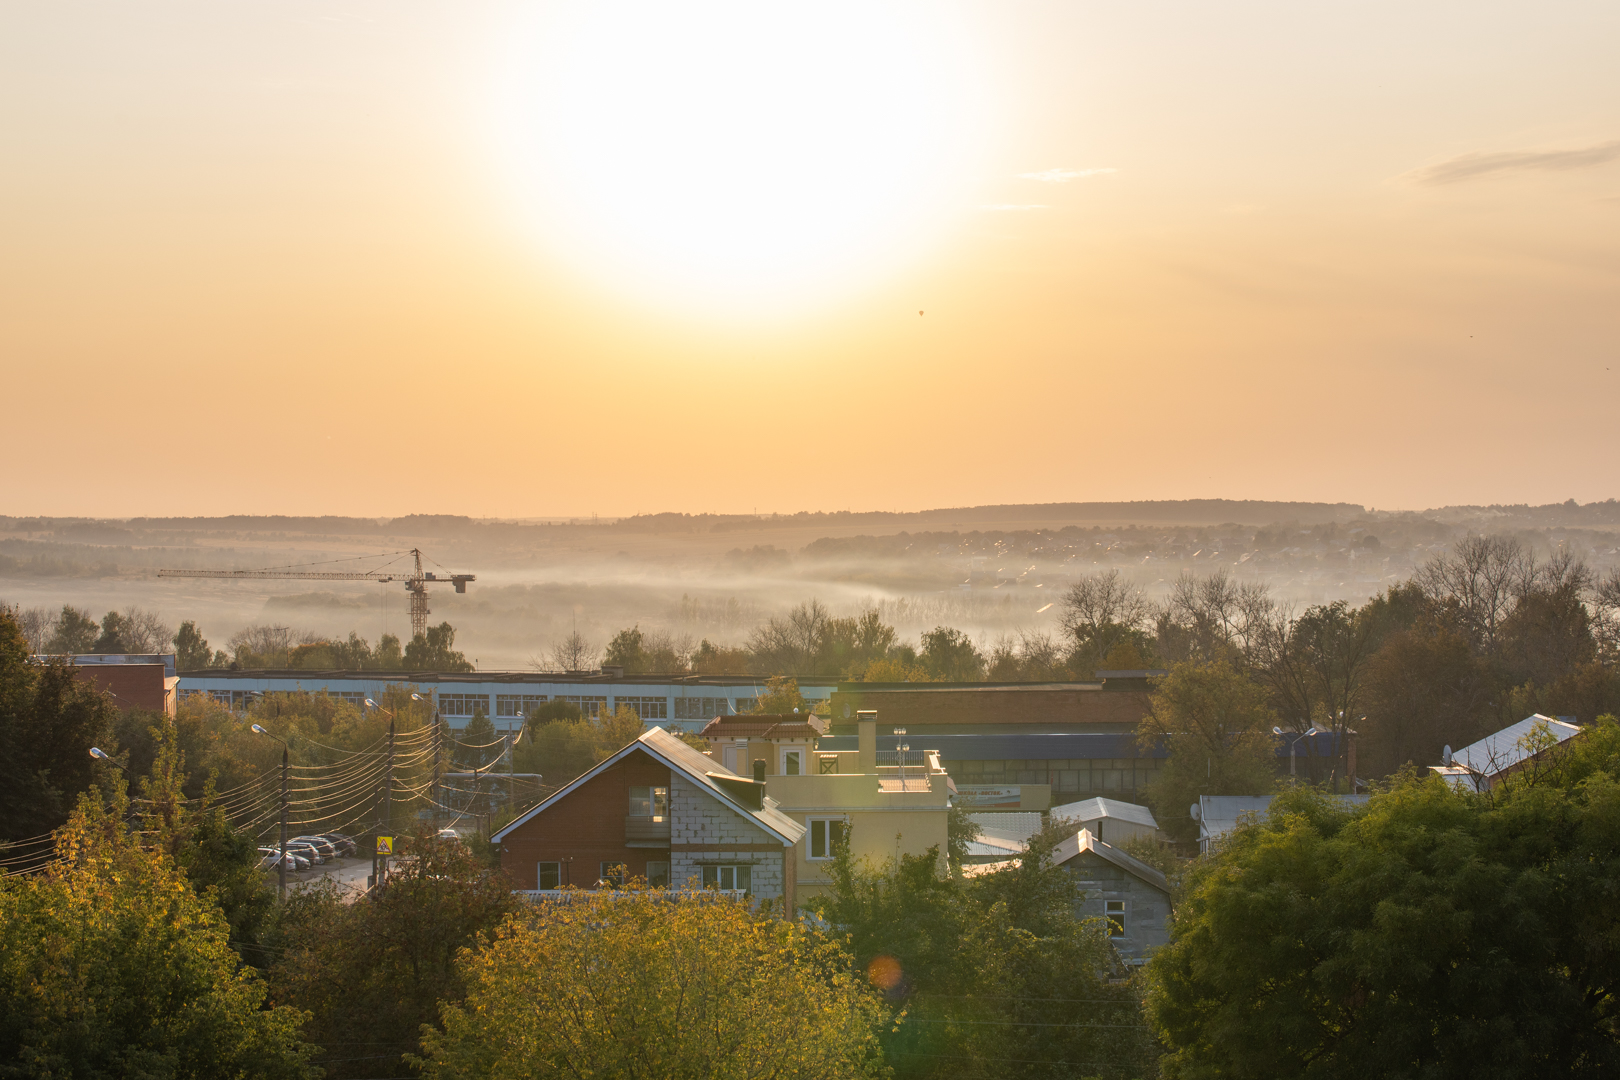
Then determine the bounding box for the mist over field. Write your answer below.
[5,499,1620,670]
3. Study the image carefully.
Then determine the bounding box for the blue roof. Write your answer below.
[819,730,1345,762]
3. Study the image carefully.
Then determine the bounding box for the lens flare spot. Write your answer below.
[867,954,903,990]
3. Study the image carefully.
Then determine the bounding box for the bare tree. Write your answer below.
[748,599,831,673]
[1060,570,1151,666]
[1594,569,1620,663]
[543,629,598,672]
[1415,535,1535,653]
[1164,570,1273,660]
[8,605,57,654]
[121,607,174,653]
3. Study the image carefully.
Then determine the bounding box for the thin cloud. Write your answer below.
[1408,140,1620,185]
[982,203,1048,211]
[1018,167,1117,183]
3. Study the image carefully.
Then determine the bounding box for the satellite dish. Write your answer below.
[1442,744,1452,766]
[1190,803,1201,820]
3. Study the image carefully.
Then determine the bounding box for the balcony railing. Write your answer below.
[625,816,671,843]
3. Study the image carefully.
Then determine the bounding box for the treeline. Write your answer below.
[5,601,476,672]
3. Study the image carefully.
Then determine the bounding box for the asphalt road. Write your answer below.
[267,855,375,900]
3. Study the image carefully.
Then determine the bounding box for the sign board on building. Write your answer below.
[955,786,1023,808]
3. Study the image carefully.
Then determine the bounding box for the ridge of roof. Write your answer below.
[1052,828,1170,893]
[1051,797,1159,830]
[491,727,804,845]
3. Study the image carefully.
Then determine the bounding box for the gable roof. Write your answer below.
[491,726,805,845]
[1051,828,1170,894]
[1446,714,1581,777]
[1050,797,1159,831]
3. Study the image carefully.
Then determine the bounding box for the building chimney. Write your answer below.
[752,759,766,784]
[857,710,877,773]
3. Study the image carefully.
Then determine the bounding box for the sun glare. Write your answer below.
[491,2,986,318]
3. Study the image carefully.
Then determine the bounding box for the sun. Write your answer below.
[490,1,986,318]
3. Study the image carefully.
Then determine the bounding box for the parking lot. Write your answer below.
[266,855,376,900]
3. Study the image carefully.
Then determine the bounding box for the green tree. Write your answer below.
[174,620,214,670]
[919,626,986,681]
[416,888,889,1080]
[455,710,500,770]
[749,673,810,713]
[44,604,98,653]
[513,705,645,787]
[403,622,474,672]
[0,609,119,841]
[92,609,133,652]
[602,625,649,672]
[1139,660,1279,842]
[269,828,519,1080]
[525,699,584,726]
[0,785,317,1078]
[810,839,1155,1080]
[1146,745,1620,1079]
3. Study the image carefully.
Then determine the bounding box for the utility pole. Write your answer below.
[278,743,289,902]
[382,711,396,881]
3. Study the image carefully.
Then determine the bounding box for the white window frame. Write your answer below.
[1105,899,1126,938]
[781,747,803,776]
[807,817,849,861]
[600,861,628,887]
[628,784,669,820]
[701,864,752,892]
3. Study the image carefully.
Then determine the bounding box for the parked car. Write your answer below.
[319,833,357,856]
[258,847,310,872]
[284,841,325,865]
[292,836,339,861]
[436,828,464,843]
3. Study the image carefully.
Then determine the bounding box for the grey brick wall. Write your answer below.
[670,775,785,901]
[1067,855,1172,964]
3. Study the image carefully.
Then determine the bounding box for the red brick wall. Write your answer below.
[499,749,671,889]
[73,665,171,715]
[829,687,1150,729]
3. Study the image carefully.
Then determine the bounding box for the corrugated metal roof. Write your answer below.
[700,713,828,739]
[1050,797,1158,831]
[967,812,1044,847]
[1447,714,1581,777]
[1196,793,1370,852]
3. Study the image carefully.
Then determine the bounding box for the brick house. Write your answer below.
[492,727,805,906]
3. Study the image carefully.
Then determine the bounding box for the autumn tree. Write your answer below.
[0,785,317,1078]
[416,889,890,1080]
[919,625,986,681]
[404,622,474,672]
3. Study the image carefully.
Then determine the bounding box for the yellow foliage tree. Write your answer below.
[416,890,891,1080]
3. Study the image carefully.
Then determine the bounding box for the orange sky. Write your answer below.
[3,0,1617,518]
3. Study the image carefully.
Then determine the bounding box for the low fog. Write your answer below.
[4,500,1619,670]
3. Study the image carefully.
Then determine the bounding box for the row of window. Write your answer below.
[954,758,1161,772]
[496,694,547,718]
[537,861,753,891]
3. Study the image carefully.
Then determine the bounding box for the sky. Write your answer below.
[2,0,1617,519]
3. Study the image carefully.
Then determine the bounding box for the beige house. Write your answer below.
[701,709,954,904]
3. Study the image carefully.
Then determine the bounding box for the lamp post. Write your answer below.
[893,727,907,786]
[250,724,290,901]
[408,693,444,828]
[88,746,126,771]
[1272,726,1319,785]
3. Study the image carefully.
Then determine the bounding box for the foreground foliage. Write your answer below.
[267,829,520,1080]
[811,839,1156,1080]
[417,889,890,1080]
[0,786,316,1079]
[1147,719,1620,1079]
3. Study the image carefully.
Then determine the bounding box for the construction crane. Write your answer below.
[158,548,474,639]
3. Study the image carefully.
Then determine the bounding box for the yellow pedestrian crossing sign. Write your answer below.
[376,836,393,855]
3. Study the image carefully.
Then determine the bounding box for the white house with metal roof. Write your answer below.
[1050,797,1160,846]
[1429,714,1582,792]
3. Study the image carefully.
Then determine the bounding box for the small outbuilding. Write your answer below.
[1051,828,1171,965]
[1049,797,1159,846]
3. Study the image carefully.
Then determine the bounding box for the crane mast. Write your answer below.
[157,547,474,639]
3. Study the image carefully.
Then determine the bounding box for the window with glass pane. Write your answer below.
[627,785,669,819]
[701,864,751,892]
[782,749,802,775]
[808,818,848,860]
[537,862,560,890]
[600,862,627,887]
[645,861,670,887]
[1105,900,1126,938]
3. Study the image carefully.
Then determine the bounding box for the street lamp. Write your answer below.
[408,693,446,828]
[1272,726,1319,784]
[250,724,291,901]
[88,746,126,770]
[893,728,907,785]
